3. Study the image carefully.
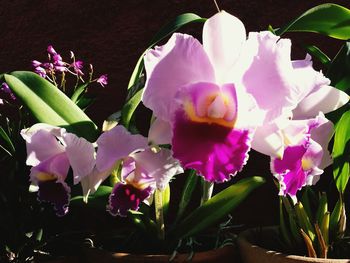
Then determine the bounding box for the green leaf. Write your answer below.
[295,202,315,242]
[279,198,293,247]
[0,126,15,156]
[300,187,315,222]
[123,13,205,129]
[320,212,330,246]
[71,83,89,103]
[330,199,342,240]
[171,176,265,239]
[4,71,98,141]
[121,89,142,129]
[276,4,350,40]
[327,41,350,94]
[174,170,199,224]
[70,186,112,210]
[316,192,328,225]
[304,45,331,67]
[333,110,350,193]
[162,184,170,216]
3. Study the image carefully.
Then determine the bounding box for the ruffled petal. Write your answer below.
[309,114,334,169]
[293,85,349,119]
[96,125,148,172]
[203,11,246,83]
[63,132,96,184]
[292,54,331,102]
[29,152,70,184]
[143,33,215,121]
[21,127,65,166]
[148,118,172,145]
[38,180,71,216]
[107,183,153,217]
[131,148,183,191]
[172,110,251,183]
[271,145,307,196]
[242,31,296,122]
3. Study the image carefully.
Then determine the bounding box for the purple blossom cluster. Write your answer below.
[32,45,108,89]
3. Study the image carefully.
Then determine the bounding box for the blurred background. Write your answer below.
[1,0,349,228]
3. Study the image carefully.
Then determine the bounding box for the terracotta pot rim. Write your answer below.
[82,244,238,262]
[237,226,350,262]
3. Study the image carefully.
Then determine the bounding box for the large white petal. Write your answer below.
[203,11,246,83]
[293,85,349,119]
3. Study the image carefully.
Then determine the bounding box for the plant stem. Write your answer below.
[201,180,214,205]
[155,189,165,240]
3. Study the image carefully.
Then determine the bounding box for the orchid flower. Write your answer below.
[142,11,349,182]
[243,34,349,157]
[21,124,95,216]
[270,113,334,197]
[95,125,183,217]
[142,11,263,183]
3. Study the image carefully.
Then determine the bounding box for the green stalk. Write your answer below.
[201,180,214,205]
[155,189,165,240]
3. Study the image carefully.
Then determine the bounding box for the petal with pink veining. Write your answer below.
[143,33,215,121]
[96,125,148,172]
[172,110,251,183]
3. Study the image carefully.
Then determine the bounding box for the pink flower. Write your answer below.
[142,10,349,184]
[47,45,57,55]
[270,113,333,197]
[96,74,108,87]
[71,60,84,76]
[95,125,183,216]
[21,124,95,216]
[142,11,262,183]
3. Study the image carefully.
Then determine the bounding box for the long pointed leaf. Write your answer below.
[0,126,15,156]
[333,110,350,193]
[5,71,98,141]
[171,176,265,239]
[276,4,350,40]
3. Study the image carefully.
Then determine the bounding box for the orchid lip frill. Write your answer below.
[95,125,183,216]
[270,113,334,197]
[21,123,95,216]
[142,11,265,183]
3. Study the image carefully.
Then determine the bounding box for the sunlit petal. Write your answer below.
[143,33,215,121]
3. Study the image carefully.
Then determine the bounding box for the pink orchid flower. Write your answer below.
[270,113,334,197]
[143,11,263,183]
[21,124,95,216]
[95,125,183,217]
[142,11,349,184]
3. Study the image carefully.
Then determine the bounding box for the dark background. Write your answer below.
[1,0,349,228]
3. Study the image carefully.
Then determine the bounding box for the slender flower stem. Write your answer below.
[213,0,221,12]
[155,189,165,240]
[201,180,214,205]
